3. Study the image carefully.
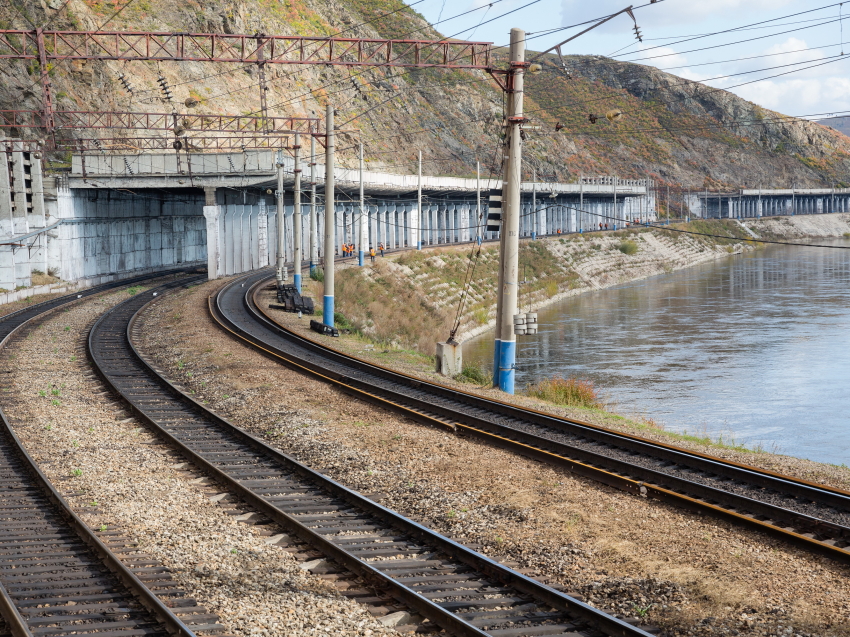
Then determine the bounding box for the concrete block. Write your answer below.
[0,246,15,290]
[435,341,462,377]
[378,612,412,628]
[298,558,328,572]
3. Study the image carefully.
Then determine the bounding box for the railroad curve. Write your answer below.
[211,270,850,565]
[90,274,654,637]
[0,269,212,637]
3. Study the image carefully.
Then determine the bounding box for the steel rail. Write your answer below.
[210,271,850,564]
[0,268,206,637]
[89,279,654,637]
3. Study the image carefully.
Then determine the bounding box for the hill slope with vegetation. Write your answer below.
[2,0,850,187]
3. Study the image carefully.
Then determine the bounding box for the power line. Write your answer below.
[655,41,846,73]
[620,16,842,64]
[616,2,844,59]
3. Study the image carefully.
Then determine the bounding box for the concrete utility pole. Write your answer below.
[532,169,537,240]
[359,141,366,266]
[614,175,619,225]
[275,149,287,284]
[494,27,526,394]
[309,135,318,275]
[579,174,584,231]
[476,160,481,243]
[417,150,422,250]
[323,104,335,326]
[293,132,303,293]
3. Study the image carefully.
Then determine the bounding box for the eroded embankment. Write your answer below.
[312,215,850,354]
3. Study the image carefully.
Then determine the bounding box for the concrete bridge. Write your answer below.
[6,137,847,300]
[690,189,850,218]
[0,141,656,294]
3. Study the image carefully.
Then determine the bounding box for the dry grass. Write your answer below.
[618,240,639,255]
[525,375,604,409]
[331,260,454,354]
[31,273,59,286]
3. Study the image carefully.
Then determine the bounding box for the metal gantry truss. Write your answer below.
[0,30,491,67]
[59,135,298,152]
[0,29,492,137]
[1,110,319,134]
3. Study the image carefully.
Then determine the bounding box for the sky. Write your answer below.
[404,0,850,119]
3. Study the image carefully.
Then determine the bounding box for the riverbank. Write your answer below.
[285,212,850,467]
[307,214,850,355]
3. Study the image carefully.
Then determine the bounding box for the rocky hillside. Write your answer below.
[818,116,850,138]
[2,0,850,188]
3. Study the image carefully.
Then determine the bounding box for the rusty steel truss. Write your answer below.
[0,30,491,68]
[60,135,298,152]
[1,110,319,134]
[0,28,492,140]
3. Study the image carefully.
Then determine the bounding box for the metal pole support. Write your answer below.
[323,105,335,326]
[496,28,525,394]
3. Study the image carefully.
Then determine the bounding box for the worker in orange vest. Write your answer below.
[369,246,376,263]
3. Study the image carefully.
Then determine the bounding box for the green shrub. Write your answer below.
[618,240,639,255]
[334,311,355,330]
[456,361,490,385]
[525,375,603,409]
[310,268,324,282]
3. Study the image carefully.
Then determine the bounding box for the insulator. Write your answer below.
[117,71,134,94]
[633,25,643,42]
[184,97,200,108]
[606,109,624,123]
[555,122,564,132]
[172,140,183,151]
[157,74,173,102]
[588,113,599,124]
[173,125,186,137]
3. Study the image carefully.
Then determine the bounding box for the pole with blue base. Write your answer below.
[293,132,303,294]
[495,28,525,394]
[417,150,422,250]
[498,340,516,394]
[275,149,287,286]
[323,104,336,327]
[309,135,318,278]
[358,141,366,266]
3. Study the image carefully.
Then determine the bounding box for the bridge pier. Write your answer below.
[203,188,221,279]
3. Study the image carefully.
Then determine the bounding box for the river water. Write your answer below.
[464,242,850,465]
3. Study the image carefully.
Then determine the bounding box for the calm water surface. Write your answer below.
[464,242,850,465]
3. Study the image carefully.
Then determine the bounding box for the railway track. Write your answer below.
[90,277,654,636]
[210,271,850,565]
[0,269,218,637]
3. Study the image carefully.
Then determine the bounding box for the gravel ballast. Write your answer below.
[0,284,399,637]
[134,278,850,637]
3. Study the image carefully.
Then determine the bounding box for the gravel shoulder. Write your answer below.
[0,281,398,637]
[136,277,850,637]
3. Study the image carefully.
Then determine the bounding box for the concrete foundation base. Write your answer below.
[435,341,462,377]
